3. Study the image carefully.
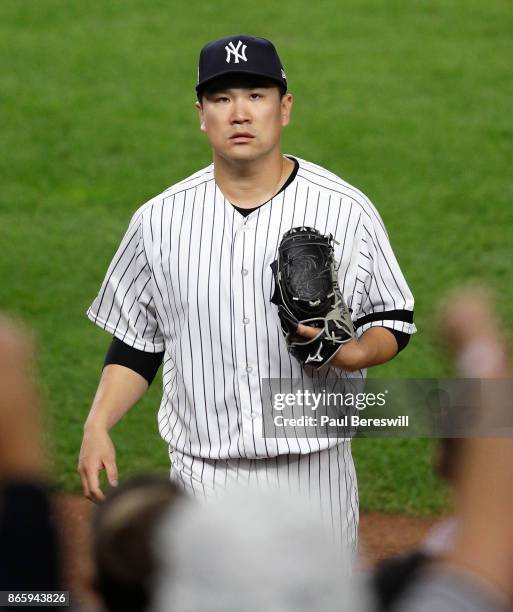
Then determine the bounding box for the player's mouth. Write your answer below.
[229,132,255,142]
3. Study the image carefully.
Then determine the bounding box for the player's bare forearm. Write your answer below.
[296,325,399,371]
[84,364,149,432]
[78,364,149,502]
[336,327,399,371]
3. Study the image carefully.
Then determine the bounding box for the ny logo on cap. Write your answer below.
[225,40,247,64]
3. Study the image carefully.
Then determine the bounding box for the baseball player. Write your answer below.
[78,34,416,550]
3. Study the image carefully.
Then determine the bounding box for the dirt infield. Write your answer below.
[55,495,440,608]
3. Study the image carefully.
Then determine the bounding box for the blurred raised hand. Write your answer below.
[0,316,46,479]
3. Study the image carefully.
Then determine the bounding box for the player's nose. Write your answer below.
[229,96,251,124]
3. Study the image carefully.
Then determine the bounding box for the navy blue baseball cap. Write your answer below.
[196,35,287,95]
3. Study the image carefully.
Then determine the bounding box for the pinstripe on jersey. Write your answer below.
[87,156,416,464]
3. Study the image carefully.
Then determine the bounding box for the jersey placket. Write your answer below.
[231,214,261,453]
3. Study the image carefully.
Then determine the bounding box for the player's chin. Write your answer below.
[223,146,261,162]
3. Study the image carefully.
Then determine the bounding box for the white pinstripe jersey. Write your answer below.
[87,156,416,461]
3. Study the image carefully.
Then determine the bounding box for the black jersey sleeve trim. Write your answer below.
[103,337,164,386]
[354,309,414,329]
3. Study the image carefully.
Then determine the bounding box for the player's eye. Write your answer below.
[215,95,230,103]
[249,92,263,100]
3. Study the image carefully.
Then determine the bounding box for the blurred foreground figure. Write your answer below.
[91,475,182,612]
[0,318,62,596]
[372,437,462,611]
[152,486,370,612]
[441,286,510,378]
[393,287,513,611]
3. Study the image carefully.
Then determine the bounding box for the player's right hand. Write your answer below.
[77,425,118,503]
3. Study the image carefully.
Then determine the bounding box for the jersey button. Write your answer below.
[242,268,249,276]
[246,366,253,373]
[243,317,250,324]
[251,411,259,420]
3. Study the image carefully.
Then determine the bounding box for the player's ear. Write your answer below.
[195,100,206,132]
[280,93,293,128]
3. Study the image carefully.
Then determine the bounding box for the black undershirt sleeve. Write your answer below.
[383,327,410,353]
[104,337,164,386]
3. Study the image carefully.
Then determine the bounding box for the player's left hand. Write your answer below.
[295,324,364,371]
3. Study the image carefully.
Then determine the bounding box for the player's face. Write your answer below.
[195,86,293,163]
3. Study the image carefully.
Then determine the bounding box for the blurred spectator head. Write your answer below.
[91,474,181,612]
[152,486,369,612]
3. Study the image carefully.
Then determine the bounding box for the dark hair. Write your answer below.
[91,475,182,612]
[197,73,286,102]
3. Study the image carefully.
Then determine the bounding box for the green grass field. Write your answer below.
[1,1,511,513]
